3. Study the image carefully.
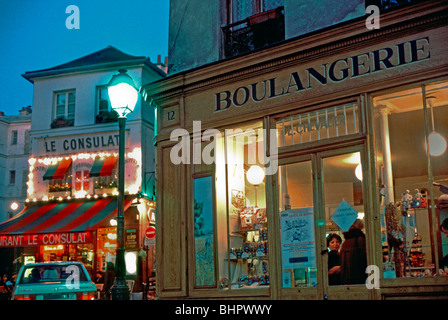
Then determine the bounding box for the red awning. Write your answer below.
[89,156,118,177]
[43,158,72,180]
[0,197,134,237]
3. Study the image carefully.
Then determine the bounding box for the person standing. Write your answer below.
[101,262,115,300]
[339,219,367,285]
[327,233,342,285]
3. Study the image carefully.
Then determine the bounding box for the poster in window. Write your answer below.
[193,176,216,287]
[280,207,316,269]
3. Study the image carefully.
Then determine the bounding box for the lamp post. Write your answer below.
[107,69,138,300]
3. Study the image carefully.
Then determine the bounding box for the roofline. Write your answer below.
[22,58,166,83]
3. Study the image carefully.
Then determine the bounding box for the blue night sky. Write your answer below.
[0,0,169,116]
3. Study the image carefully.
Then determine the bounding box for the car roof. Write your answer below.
[22,262,84,267]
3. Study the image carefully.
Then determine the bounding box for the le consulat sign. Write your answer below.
[37,131,130,155]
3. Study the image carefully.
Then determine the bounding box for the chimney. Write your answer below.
[19,106,32,115]
[156,54,168,74]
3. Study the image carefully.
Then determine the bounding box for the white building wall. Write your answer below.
[0,116,31,221]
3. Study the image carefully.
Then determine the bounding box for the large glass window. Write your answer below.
[373,79,448,278]
[213,121,269,290]
[193,176,217,288]
[278,161,316,288]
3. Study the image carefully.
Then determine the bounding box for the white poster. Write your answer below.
[280,207,316,269]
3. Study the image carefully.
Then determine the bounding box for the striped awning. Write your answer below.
[89,156,118,177]
[42,158,72,181]
[0,197,133,235]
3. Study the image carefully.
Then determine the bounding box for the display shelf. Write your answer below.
[227,216,269,289]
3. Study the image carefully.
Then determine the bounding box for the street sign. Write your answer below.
[331,200,358,231]
[145,226,156,239]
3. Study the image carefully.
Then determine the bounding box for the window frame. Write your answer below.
[11,130,18,145]
[54,90,76,122]
[369,77,448,282]
[9,170,16,185]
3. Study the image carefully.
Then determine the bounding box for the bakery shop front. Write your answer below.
[143,3,448,299]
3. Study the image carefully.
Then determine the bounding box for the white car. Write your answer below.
[12,262,97,300]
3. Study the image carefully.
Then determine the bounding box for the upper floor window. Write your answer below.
[223,0,285,58]
[11,130,18,145]
[230,0,283,23]
[51,91,75,128]
[9,170,16,185]
[95,86,118,124]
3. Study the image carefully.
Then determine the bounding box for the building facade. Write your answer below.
[0,47,165,296]
[0,108,32,222]
[144,1,448,299]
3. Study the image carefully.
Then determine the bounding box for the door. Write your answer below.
[278,145,370,299]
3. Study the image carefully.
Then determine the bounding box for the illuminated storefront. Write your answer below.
[143,2,448,299]
[0,47,163,297]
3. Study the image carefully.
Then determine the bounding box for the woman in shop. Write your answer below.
[339,219,367,285]
[327,233,342,285]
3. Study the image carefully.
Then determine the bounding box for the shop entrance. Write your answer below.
[278,145,370,299]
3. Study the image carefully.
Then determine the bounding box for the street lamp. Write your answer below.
[107,69,138,300]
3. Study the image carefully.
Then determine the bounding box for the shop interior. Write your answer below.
[373,79,448,278]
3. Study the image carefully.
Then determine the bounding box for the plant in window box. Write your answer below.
[50,116,74,128]
[95,110,119,124]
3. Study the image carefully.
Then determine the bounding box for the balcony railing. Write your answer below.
[222,7,285,58]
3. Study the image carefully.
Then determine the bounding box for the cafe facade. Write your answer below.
[143,2,448,299]
[0,47,163,291]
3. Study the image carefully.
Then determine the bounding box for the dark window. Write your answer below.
[223,0,285,58]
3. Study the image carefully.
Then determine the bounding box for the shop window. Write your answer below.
[277,103,360,148]
[97,227,117,272]
[323,152,367,286]
[93,171,118,195]
[193,175,217,288]
[373,79,448,278]
[210,121,269,290]
[278,161,316,288]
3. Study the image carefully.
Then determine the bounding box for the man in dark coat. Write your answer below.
[101,262,115,300]
[340,219,367,285]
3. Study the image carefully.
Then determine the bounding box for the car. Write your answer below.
[12,262,97,300]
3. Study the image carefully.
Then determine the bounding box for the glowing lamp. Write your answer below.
[247,165,265,185]
[107,69,138,118]
[427,131,447,156]
[355,164,363,181]
[10,202,19,211]
[125,252,137,275]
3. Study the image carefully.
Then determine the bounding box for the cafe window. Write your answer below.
[195,121,269,291]
[75,170,90,194]
[373,79,448,278]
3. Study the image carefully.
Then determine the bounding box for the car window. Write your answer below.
[19,265,88,284]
